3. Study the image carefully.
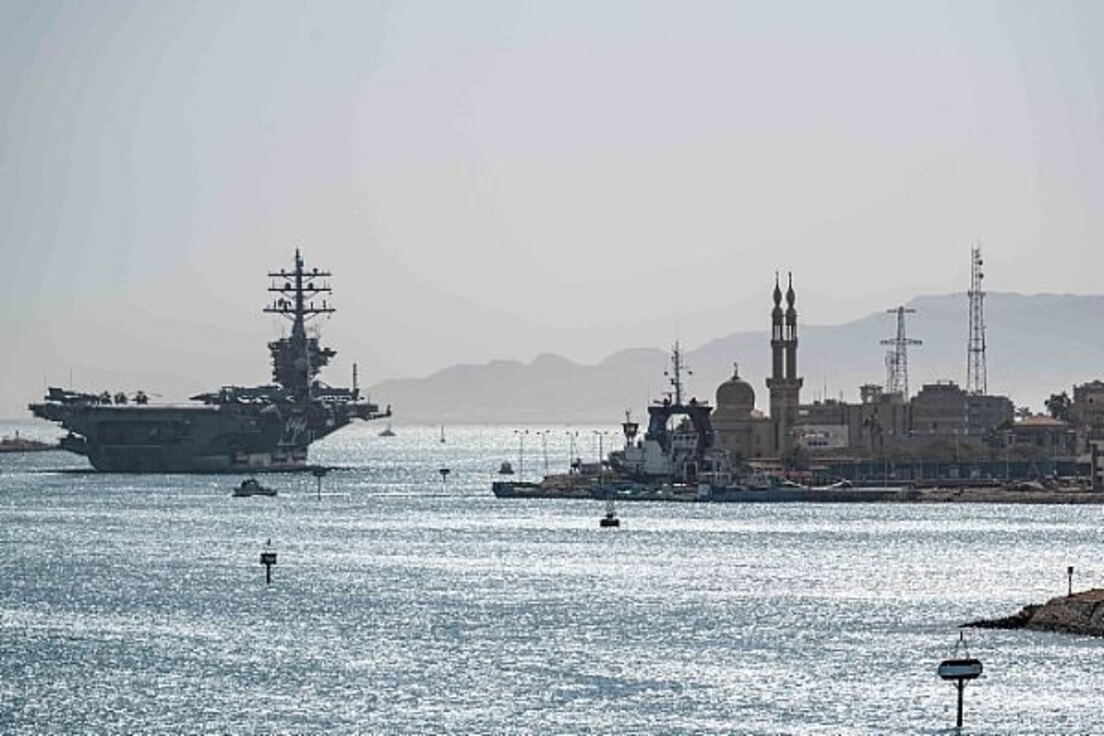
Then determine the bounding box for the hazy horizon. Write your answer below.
[3,1,1103,418]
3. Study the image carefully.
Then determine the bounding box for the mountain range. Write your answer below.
[367,292,1104,424]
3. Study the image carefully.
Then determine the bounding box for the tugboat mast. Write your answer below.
[664,341,691,407]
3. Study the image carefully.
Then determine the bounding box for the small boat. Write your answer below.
[599,496,620,527]
[0,431,59,453]
[498,461,514,475]
[233,477,277,497]
[379,424,395,437]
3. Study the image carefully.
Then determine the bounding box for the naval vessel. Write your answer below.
[30,251,389,472]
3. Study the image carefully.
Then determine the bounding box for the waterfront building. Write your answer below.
[910,381,969,439]
[853,384,911,453]
[795,387,911,455]
[711,277,1030,466]
[1000,414,1078,459]
[967,393,1016,437]
[1070,380,1104,453]
[794,423,849,451]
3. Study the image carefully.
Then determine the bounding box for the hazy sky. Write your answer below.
[2,1,1102,416]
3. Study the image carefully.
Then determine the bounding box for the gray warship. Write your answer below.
[30,251,389,472]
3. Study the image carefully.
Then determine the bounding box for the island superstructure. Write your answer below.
[30,250,389,472]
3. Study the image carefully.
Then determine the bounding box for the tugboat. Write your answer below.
[29,251,390,472]
[608,344,721,488]
[493,342,728,500]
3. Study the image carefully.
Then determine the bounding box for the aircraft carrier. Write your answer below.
[30,251,389,472]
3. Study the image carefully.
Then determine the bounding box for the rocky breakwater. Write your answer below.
[967,589,1104,637]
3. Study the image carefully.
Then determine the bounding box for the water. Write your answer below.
[2,420,1103,734]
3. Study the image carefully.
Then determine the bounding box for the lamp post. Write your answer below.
[514,429,527,480]
[593,430,607,485]
[566,430,578,473]
[536,430,549,474]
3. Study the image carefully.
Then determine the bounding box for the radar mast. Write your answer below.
[263,249,337,398]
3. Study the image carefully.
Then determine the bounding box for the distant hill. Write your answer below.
[368,292,1104,424]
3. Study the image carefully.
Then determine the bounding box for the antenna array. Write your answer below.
[966,245,987,395]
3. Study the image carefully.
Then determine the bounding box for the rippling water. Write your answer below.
[2,420,1103,734]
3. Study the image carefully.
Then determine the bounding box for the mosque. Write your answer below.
[711,273,803,461]
[706,270,1104,495]
[710,272,1017,464]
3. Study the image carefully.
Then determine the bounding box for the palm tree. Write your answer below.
[1046,391,1072,421]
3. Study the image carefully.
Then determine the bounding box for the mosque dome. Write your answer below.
[716,364,755,415]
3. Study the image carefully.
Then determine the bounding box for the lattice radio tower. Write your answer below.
[966,245,987,395]
[881,306,922,398]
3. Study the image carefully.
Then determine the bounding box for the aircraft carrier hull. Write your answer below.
[33,401,356,473]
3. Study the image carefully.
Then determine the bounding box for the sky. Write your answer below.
[2,0,1102,417]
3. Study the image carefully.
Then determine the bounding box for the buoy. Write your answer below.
[312,467,329,500]
[260,539,277,586]
[599,495,620,528]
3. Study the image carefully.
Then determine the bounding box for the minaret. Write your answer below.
[766,272,803,457]
[785,274,798,380]
[771,273,784,382]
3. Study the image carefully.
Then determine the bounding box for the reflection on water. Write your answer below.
[2,422,1103,733]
